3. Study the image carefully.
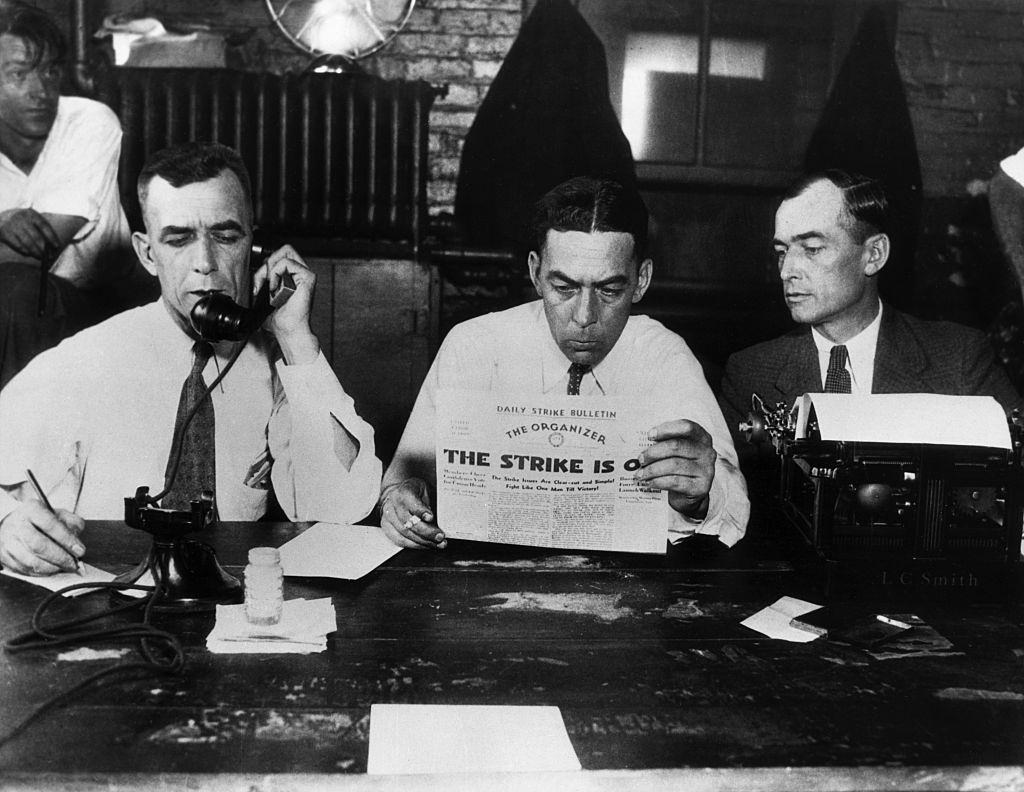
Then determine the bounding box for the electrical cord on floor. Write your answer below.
[0,578,185,750]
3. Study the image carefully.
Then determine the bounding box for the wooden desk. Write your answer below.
[1,522,1023,791]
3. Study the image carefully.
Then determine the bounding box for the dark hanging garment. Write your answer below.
[804,5,923,310]
[454,0,636,254]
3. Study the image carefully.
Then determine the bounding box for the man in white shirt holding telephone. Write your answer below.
[0,141,381,575]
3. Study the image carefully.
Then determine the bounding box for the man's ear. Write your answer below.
[527,250,543,296]
[131,231,157,277]
[863,233,889,277]
[632,258,653,303]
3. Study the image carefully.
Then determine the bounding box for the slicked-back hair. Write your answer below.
[0,0,66,66]
[531,176,649,261]
[783,169,890,243]
[138,142,253,219]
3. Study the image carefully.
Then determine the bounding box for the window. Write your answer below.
[622,33,767,162]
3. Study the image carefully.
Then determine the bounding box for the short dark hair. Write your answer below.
[783,169,889,243]
[0,0,67,66]
[530,176,649,261]
[137,142,253,217]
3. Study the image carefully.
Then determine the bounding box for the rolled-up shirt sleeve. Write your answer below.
[667,454,748,547]
[0,350,92,525]
[270,352,382,524]
[383,324,488,499]
[656,340,750,547]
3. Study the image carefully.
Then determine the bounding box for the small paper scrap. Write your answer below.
[206,597,336,654]
[741,596,822,642]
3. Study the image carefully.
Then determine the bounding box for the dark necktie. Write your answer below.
[567,362,591,395]
[162,341,216,509]
[824,344,852,393]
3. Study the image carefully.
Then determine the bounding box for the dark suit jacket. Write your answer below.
[719,306,1023,485]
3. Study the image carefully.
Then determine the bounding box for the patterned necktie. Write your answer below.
[162,341,216,509]
[824,344,852,393]
[567,362,591,395]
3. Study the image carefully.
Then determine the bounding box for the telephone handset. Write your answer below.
[189,244,296,342]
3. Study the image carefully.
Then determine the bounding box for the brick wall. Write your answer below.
[897,0,1024,197]
[890,0,1024,325]
[76,0,521,217]
[372,0,521,213]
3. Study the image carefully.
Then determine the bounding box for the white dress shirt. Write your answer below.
[0,300,382,524]
[384,300,749,547]
[0,97,131,289]
[811,301,883,394]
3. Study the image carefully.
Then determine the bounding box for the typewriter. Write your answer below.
[742,393,1024,600]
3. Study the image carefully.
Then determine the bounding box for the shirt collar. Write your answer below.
[811,300,883,383]
[148,298,237,366]
[0,149,22,178]
[148,298,190,343]
[533,300,614,394]
[535,301,571,392]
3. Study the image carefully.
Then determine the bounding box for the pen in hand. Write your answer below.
[25,468,83,575]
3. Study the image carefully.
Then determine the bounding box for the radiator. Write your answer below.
[93,68,435,256]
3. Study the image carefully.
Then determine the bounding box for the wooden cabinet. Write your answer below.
[307,257,438,467]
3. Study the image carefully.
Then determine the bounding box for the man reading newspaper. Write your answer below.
[380,176,749,551]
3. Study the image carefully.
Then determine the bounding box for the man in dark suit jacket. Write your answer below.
[720,169,1022,482]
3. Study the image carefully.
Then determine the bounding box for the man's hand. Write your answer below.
[0,502,86,575]
[637,419,717,519]
[379,478,446,550]
[252,244,319,365]
[0,208,61,260]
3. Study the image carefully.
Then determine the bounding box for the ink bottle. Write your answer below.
[244,547,284,626]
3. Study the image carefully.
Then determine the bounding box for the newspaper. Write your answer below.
[436,389,668,554]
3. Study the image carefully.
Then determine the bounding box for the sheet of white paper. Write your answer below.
[367,704,581,775]
[278,522,401,579]
[435,389,668,554]
[1,563,114,597]
[795,393,1011,449]
[741,596,822,642]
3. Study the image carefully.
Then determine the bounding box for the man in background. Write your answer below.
[0,0,151,388]
[380,176,748,551]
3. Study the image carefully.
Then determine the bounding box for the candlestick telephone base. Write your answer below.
[113,487,242,612]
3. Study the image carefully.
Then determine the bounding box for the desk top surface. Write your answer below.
[1,520,1023,789]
